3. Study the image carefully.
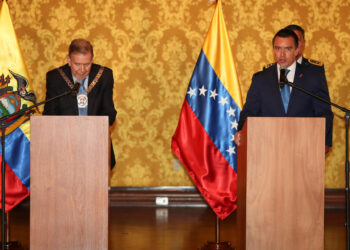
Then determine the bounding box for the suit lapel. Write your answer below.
[59,64,78,114]
[269,64,286,115]
[86,64,99,115]
[62,64,74,84]
[287,63,303,115]
[88,64,98,86]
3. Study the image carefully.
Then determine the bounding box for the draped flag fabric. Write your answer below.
[0,1,37,212]
[171,0,243,220]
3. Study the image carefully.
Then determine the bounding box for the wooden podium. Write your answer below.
[237,117,325,250]
[30,116,110,250]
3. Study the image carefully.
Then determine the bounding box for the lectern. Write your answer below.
[30,116,110,250]
[237,117,325,250]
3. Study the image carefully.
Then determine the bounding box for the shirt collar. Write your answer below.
[277,61,296,83]
[297,56,303,64]
[72,75,89,88]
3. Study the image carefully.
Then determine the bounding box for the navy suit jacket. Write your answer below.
[43,63,117,167]
[238,63,333,146]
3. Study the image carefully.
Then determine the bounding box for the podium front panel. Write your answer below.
[30,116,109,250]
[237,117,325,250]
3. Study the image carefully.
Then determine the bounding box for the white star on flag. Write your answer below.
[187,87,196,98]
[226,146,236,155]
[199,85,207,96]
[210,89,218,100]
[218,97,228,106]
[231,120,238,130]
[230,134,235,141]
[227,106,236,117]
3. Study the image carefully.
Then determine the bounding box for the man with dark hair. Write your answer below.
[272,28,299,48]
[43,38,117,167]
[237,28,333,151]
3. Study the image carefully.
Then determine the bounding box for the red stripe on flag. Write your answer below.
[172,101,237,220]
[0,157,29,212]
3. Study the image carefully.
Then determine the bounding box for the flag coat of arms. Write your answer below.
[0,0,36,212]
[171,0,243,220]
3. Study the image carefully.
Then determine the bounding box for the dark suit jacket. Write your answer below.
[238,63,333,146]
[43,63,117,167]
[300,56,331,99]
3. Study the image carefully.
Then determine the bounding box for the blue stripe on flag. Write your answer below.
[0,127,30,190]
[185,50,241,172]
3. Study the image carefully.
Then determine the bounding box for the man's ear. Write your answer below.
[66,55,71,66]
[294,47,299,58]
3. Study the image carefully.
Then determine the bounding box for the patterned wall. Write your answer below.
[5,0,350,188]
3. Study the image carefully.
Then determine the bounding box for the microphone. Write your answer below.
[279,66,288,88]
[72,80,81,95]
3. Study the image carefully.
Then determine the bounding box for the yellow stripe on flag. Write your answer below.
[202,0,243,109]
[0,1,34,109]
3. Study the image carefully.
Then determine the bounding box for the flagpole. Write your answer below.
[200,213,234,250]
[216,215,220,243]
[172,0,241,248]
[1,123,5,250]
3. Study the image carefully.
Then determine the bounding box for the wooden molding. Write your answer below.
[325,188,345,210]
[18,187,346,210]
[109,186,206,207]
[109,187,346,211]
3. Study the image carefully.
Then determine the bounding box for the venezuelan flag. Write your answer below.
[172,0,242,220]
[0,0,36,212]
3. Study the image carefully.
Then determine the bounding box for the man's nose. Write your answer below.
[281,49,286,57]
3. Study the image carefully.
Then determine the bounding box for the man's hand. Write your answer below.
[234,131,242,146]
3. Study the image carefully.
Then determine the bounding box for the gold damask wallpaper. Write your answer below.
[4,0,350,188]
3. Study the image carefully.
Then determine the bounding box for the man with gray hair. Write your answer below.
[43,38,117,168]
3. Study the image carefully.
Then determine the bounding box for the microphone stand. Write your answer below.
[0,87,78,250]
[284,80,350,250]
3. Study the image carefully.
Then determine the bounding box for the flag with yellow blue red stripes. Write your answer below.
[0,0,37,212]
[172,0,242,220]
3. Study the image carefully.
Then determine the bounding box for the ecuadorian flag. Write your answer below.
[0,1,36,212]
[172,0,242,220]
